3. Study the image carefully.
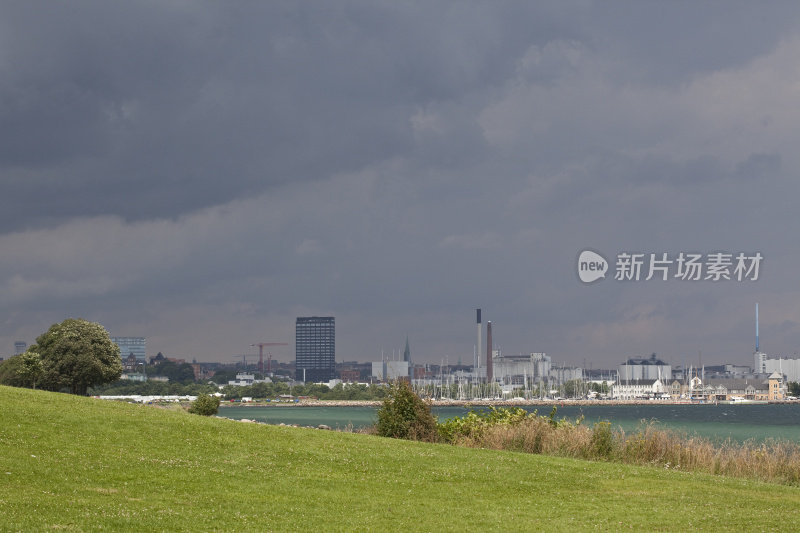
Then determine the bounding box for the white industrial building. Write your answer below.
[371,360,409,381]
[760,356,800,383]
[492,352,551,386]
[618,353,672,381]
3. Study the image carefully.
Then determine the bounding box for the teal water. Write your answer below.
[219,403,800,443]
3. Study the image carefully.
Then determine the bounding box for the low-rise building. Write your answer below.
[675,375,783,402]
[612,378,667,400]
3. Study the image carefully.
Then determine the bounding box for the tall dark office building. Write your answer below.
[295,316,335,382]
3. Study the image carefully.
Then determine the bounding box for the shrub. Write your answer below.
[590,421,616,460]
[438,406,531,444]
[438,410,488,443]
[189,394,221,416]
[375,381,438,442]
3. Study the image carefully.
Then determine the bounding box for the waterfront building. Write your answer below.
[701,379,764,401]
[112,337,147,364]
[669,380,684,399]
[678,376,778,402]
[14,341,27,355]
[611,378,667,400]
[768,372,785,401]
[295,316,335,382]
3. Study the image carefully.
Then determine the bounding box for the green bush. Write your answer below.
[375,381,438,442]
[590,421,616,459]
[188,394,221,416]
[438,411,488,443]
[438,407,531,444]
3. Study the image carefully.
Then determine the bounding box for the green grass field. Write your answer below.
[1,386,799,532]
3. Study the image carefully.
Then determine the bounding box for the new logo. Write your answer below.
[578,250,608,283]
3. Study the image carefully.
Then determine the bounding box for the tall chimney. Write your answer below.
[476,309,482,371]
[486,321,493,383]
[756,302,760,353]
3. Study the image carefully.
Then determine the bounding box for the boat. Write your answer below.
[719,396,768,405]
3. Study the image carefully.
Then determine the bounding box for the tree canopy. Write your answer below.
[32,318,123,395]
[0,355,27,387]
[17,350,44,390]
[146,360,196,383]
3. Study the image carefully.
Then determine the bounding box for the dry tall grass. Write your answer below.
[440,408,800,486]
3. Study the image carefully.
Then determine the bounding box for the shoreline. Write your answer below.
[220,398,800,408]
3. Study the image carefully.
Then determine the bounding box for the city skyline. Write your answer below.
[3,3,800,367]
[3,305,781,371]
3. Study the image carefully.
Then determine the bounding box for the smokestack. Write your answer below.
[486,321,493,383]
[476,309,482,371]
[756,302,760,353]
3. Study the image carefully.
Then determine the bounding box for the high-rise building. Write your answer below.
[295,317,335,382]
[111,337,147,364]
[14,341,27,355]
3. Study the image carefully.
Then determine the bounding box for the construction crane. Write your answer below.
[251,342,288,374]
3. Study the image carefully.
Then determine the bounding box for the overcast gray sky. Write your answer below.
[3,1,800,368]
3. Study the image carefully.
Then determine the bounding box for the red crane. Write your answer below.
[251,342,288,374]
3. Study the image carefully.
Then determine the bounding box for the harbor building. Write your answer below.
[667,374,784,402]
[14,341,27,355]
[295,316,335,382]
[612,378,668,400]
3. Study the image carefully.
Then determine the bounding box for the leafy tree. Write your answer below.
[33,318,123,395]
[789,381,800,397]
[0,355,27,387]
[563,379,583,398]
[272,381,290,396]
[146,361,196,383]
[209,368,238,385]
[17,350,44,389]
[375,381,438,442]
[188,393,221,416]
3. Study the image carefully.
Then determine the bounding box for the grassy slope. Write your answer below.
[1,386,798,532]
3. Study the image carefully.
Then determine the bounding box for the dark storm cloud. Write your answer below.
[0,1,548,231]
[4,2,800,367]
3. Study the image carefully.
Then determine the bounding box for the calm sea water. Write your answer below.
[220,403,800,443]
